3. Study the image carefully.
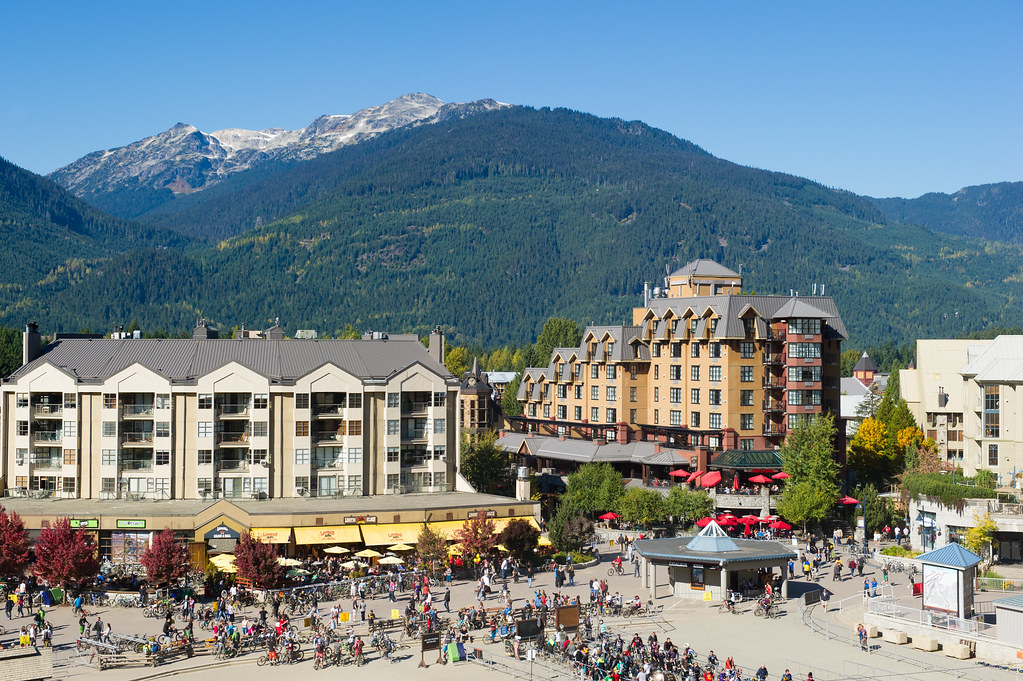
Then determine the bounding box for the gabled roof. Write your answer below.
[854,352,877,373]
[647,294,847,340]
[670,259,741,279]
[961,336,1023,382]
[773,298,832,320]
[916,543,982,569]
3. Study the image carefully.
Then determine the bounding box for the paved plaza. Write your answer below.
[3,541,1020,681]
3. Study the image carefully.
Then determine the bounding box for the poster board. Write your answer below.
[922,564,959,613]
[554,604,580,632]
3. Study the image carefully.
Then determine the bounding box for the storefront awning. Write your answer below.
[294,525,362,545]
[492,516,541,534]
[251,527,292,544]
[359,523,424,545]
[425,520,466,540]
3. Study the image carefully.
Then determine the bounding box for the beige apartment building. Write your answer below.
[1,324,462,501]
[901,336,1023,482]
[514,260,846,457]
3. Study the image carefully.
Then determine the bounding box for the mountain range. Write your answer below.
[1,94,1020,352]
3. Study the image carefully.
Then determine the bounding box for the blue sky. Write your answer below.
[1,1,1019,198]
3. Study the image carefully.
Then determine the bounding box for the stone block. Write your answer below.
[944,643,972,659]
[883,630,908,644]
[911,636,938,652]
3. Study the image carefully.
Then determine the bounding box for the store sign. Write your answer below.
[669,561,689,568]
[343,515,378,524]
[70,518,99,529]
[204,524,240,540]
[467,510,497,519]
[116,519,146,529]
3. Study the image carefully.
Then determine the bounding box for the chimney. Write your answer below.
[643,281,650,307]
[22,322,42,366]
[429,326,445,366]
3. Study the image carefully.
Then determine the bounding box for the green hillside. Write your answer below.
[873,182,1023,244]
[5,108,1023,348]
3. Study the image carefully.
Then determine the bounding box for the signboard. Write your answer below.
[343,515,378,524]
[421,633,441,651]
[467,510,497,519]
[70,519,98,529]
[514,619,542,640]
[690,566,705,590]
[922,564,959,614]
[203,524,240,540]
[554,604,580,632]
[116,519,146,529]
[803,590,821,606]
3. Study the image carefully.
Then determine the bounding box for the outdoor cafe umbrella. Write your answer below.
[323,546,349,554]
[210,554,235,567]
[388,543,414,552]
[837,495,859,505]
[378,556,404,565]
[748,474,772,484]
[287,568,311,578]
[686,470,704,484]
[700,470,722,487]
[340,560,358,569]
[355,549,383,558]
[733,473,739,490]
[598,512,620,521]
[769,520,792,530]
[715,517,738,527]
[741,515,762,522]
[278,557,302,567]
[447,546,463,555]
[695,516,716,528]
[771,472,790,480]
[668,469,689,477]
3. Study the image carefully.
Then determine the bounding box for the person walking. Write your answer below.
[444,588,451,612]
[857,623,868,652]
[5,597,13,621]
[870,578,878,597]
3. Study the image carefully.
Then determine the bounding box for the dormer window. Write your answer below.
[690,319,699,334]
[606,342,615,357]
[709,319,718,334]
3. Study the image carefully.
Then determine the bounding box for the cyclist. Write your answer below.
[782,671,792,681]
[613,555,623,571]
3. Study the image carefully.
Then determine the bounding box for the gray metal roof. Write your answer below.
[9,337,453,385]
[961,336,1023,382]
[496,433,685,467]
[670,260,741,279]
[994,594,1023,612]
[644,293,847,340]
[635,534,796,566]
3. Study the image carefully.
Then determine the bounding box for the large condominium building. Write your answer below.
[1,323,462,501]
[514,259,845,455]
[901,336,1023,481]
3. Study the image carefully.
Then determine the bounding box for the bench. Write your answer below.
[911,636,938,652]
[369,618,400,632]
[148,642,195,666]
[882,630,908,644]
[944,643,972,659]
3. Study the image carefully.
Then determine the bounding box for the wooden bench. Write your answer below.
[369,618,400,632]
[148,642,195,666]
[911,636,938,652]
[882,630,908,644]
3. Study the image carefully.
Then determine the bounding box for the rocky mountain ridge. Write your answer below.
[50,93,506,198]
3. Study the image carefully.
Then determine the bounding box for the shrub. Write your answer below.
[880,545,921,558]
[551,551,596,565]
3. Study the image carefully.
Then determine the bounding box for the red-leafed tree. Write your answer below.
[33,517,100,589]
[234,532,284,588]
[140,527,190,586]
[454,514,497,561]
[0,505,30,577]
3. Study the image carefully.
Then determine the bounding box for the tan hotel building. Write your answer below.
[514,260,845,461]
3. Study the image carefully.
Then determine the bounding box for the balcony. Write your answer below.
[31,459,63,471]
[121,432,154,446]
[313,431,344,444]
[215,458,249,472]
[314,403,346,416]
[763,398,786,412]
[32,431,62,444]
[217,404,250,419]
[404,429,428,440]
[121,404,154,418]
[762,376,786,389]
[120,458,154,471]
[32,404,63,418]
[762,353,785,366]
[216,432,250,446]
[763,423,787,436]
[401,401,431,415]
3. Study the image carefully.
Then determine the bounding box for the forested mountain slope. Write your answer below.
[873,182,1023,244]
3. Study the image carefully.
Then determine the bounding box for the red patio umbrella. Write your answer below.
[668,469,689,477]
[716,513,738,521]
[837,495,859,505]
[733,473,739,490]
[744,522,752,537]
[695,516,715,528]
[686,470,704,484]
[700,470,722,488]
[771,471,790,480]
[741,515,762,522]
[598,512,620,521]
[716,517,738,527]
[769,520,792,530]
[748,474,772,484]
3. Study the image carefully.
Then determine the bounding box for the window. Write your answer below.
[349,393,362,409]
[788,366,822,382]
[591,407,599,421]
[788,390,821,406]
[198,394,212,409]
[691,389,700,404]
[295,448,310,465]
[709,413,722,429]
[155,394,171,410]
[652,344,661,358]
[101,449,117,465]
[984,385,1000,438]
[544,404,550,418]
[17,421,28,436]
[64,393,77,409]
[251,449,267,464]
[557,384,566,399]
[347,475,362,491]
[528,404,536,417]
[387,420,399,435]
[989,443,999,466]
[156,451,170,466]
[670,410,682,426]
[709,343,721,358]
[574,385,583,399]
[670,387,682,404]
[155,422,170,437]
[709,319,718,334]
[740,342,755,359]
[198,450,212,465]
[251,393,268,410]
[63,449,75,465]
[293,476,309,494]
[296,421,309,437]
[630,387,637,403]
[574,406,582,420]
[102,421,116,437]
[606,386,617,402]
[197,421,212,438]
[606,365,617,380]
[575,364,583,380]
[709,366,722,382]
[101,477,115,494]
[741,390,754,407]
[691,412,701,428]
[63,421,76,438]
[606,408,617,424]
[630,409,637,424]
[788,343,821,359]
[15,448,27,465]
[348,420,362,436]
[103,393,118,409]
[653,387,659,402]
[653,409,659,424]
[788,318,821,335]
[739,366,753,383]
[709,389,721,406]
[557,405,566,419]
[591,385,600,401]
[16,394,28,408]
[591,365,599,379]
[253,478,268,494]
[690,318,699,334]
[740,439,755,451]
[250,421,267,437]
[433,419,446,434]
[386,473,400,490]
[740,414,754,431]
[630,365,638,379]
[348,448,362,463]
[387,392,400,408]
[653,365,659,380]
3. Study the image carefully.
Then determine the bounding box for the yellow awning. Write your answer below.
[425,520,466,540]
[294,525,362,545]
[251,527,292,544]
[359,523,424,546]
[492,516,541,533]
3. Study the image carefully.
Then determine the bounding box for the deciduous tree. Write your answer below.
[847,418,892,485]
[0,505,30,577]
[234,532,284,588]
[501,373,523,417]
[460,431,511,494]
[140,527,190,586]
[616,488,667,527]
[454,514,497,560]
[445,346,470,376]
[416,523,448,569]
[498,518,540,563]
[965,512,997,559]
[32,517,100,589]
[665,487,714,528]
[564,462,625,516]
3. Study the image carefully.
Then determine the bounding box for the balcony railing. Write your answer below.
[762,376,786,389]
[32,405,63,417]
[217,405,250,417]
[32,431,62,442]
[120,459,154,471]
[402,401,431,414]
[121,404,154,417]
[314,404,346,415]
[31,459,63,470]
[405,429,428,440]
[216,433,250,445]
[762,354,785,365]
[314,432,344,443]
[763,399,786,412]
[215,460,249,472]
[121,432,154,445]
[763,424,787,436]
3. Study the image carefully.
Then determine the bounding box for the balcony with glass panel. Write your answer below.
[313,426,345,445]
[121,426,154,447]
[216,394,251,419]
[401,392,432,415]
[313,393,347,417]
[216,423,250,446]
[30,448,63,470]
[31,426,63,444]
[121,394,155,418]
[215,451,249,472]
[31,393,63,419]
[120,452,154,471]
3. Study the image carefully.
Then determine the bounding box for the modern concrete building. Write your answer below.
[901,336,1023,479]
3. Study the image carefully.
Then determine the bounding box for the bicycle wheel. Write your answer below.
[753,606,764,617]
[607,568,615,577]
[257,655,268,666]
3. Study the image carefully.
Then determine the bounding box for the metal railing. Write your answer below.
[976,576,1023,592]
[121,432,154,444]
[121,404,154,417]
[216,433,249,445]
[866,598,996,638]
[32,404,63,417]
[217,404,250,417]
[32,431,62,442]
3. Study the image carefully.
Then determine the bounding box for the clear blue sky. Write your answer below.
[1,1,1019,198]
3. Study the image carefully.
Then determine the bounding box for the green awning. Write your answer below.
[709,450,782,471]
